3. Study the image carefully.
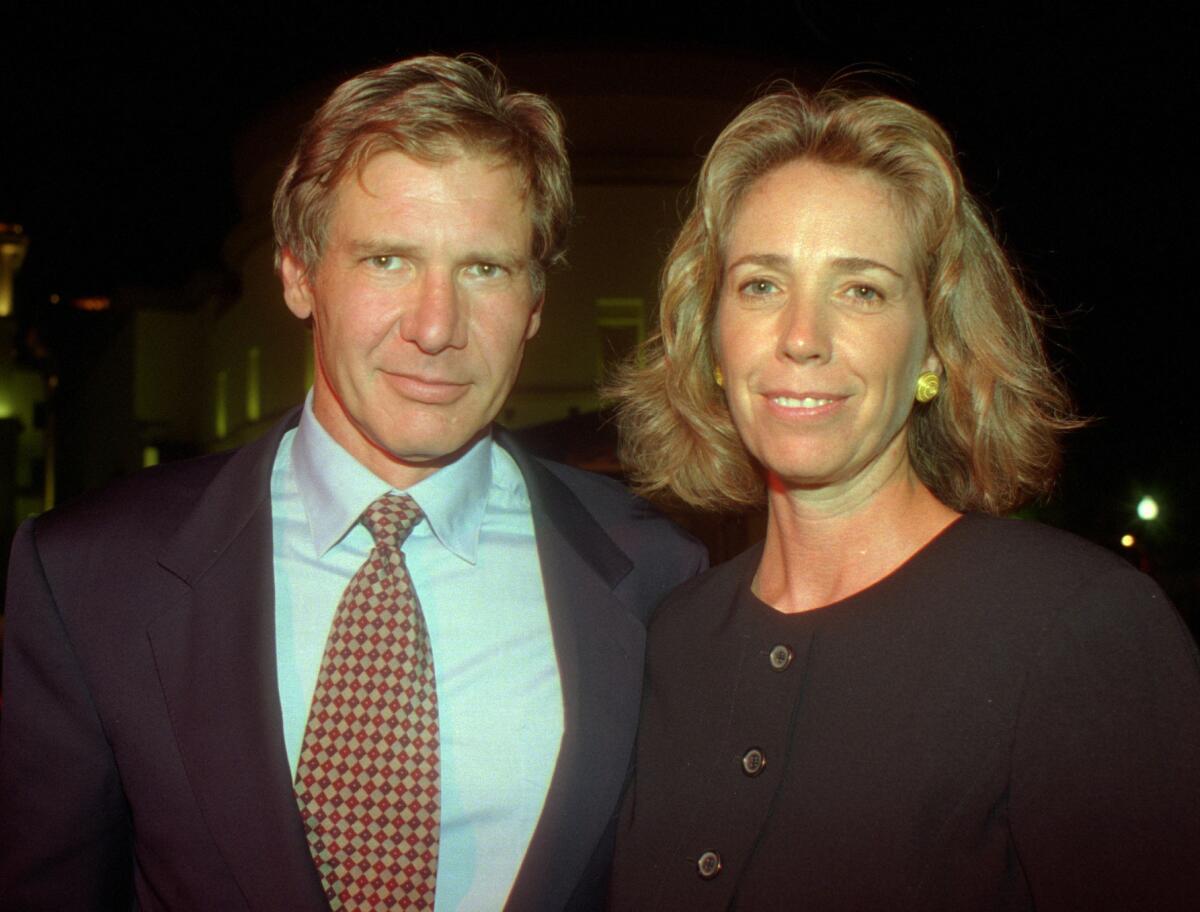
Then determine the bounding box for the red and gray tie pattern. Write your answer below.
[295,493,440,911]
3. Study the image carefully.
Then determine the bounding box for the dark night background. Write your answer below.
[3,3,1196,613]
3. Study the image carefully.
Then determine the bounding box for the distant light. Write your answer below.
[245,346,261,422]
[1136,496,1159,521]
[49,293,60,304]
[0,223,30,318]
[142,446,160,468]
[73,296,110,312]
[1120,534,1136,548]
[215,370,229,439]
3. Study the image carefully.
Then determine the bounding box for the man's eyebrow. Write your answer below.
[347,239,420,258]
[462,249,529,270]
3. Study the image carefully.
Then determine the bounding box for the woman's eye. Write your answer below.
[847,284,883,303]
[740,279,778,296]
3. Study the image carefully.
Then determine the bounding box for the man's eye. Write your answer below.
[467,262,505,279]
[367,255,403,270]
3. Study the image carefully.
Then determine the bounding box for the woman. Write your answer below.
[608,87,1200,910]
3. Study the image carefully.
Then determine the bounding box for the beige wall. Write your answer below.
[207,235,310,449]
[133,310,204,439]
[509,182,685,426]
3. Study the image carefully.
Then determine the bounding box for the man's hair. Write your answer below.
[611,86,1080,514]
[272,54,572,294]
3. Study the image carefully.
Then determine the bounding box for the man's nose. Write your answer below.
[400,272,468,353]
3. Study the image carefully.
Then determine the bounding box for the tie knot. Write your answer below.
[362,493,423,550]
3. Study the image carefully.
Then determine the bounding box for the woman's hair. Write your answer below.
[611,85,1079,515]
[272,54,572,295]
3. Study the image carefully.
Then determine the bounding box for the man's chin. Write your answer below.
[369,424,493,472]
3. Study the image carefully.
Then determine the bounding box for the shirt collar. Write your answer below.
[292,393,492,564]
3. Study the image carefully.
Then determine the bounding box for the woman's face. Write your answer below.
[715,159,938,495]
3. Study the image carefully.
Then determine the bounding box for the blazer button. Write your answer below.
[697,850,722,880]
[768,644,794,671]
[741,747,766,776]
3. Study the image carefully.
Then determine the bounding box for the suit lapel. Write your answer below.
[147,410,329,911]
[498,432,645,912]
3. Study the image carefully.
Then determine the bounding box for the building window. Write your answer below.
[142,446,160,468]
[246,346,261,422]
[596,297,646,379]
[215,370,228,439]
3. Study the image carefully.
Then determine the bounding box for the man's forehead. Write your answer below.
[320,148,535,258]
[345,143,528,196]
[326,150,523,226]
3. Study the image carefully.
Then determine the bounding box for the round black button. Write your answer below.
[741,747,766,776]
[697,850,722,879]
[768,644,794,671]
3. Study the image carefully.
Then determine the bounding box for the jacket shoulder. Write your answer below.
[953,513,1131,574]
[29,407,298,558]
[537,459,706,567]
[950,514,1190,652]
[941,514,1164,612]
[31,450,236,554]
[651,541,760,625]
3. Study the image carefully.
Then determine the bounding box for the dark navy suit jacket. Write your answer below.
[0,410,706,911]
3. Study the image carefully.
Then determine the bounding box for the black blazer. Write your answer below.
[0,409,706,911]
[610,515,1200,910]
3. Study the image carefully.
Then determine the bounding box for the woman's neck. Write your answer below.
[754,461,960,614]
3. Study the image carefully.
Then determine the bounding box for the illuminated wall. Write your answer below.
[0,355,45,524]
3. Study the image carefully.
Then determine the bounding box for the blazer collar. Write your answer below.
[149,407,329,911]
[156,408,299,584]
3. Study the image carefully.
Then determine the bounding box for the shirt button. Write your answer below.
[741,748,766,776]
[768,644,794,671]
[697,850,722,880]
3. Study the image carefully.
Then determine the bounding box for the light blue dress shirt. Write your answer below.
[271,397,564,911]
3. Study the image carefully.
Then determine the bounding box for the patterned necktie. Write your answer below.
[294,493,440,911]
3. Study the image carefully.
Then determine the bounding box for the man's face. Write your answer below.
[281,151,541,488]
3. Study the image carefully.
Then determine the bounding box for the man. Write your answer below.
[0,55,705,911]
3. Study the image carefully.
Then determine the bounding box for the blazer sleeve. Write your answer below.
[0,520,133,911]
[1009,563,1200,910]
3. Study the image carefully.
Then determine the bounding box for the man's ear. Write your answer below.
[280,249,315,320]
[524,295,544,341]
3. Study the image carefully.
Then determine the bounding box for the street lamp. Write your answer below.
[1136,495,1159,522]
[0,223,30,318]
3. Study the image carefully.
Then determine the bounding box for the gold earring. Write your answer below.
[713,366,724,388]
[915,371,940,404]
